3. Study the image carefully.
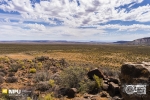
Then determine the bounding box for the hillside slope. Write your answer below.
[127,37,150,45]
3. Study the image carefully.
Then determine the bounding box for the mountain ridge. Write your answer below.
[127,37,150,45]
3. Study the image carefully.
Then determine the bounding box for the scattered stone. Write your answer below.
[87,68,105,80]
[90,96,101,100]
[102,83,109,91]
[112,96,123,100]
[109,82,120,96]
[108,77,120,84]
[99,91,109,98]
[67,88,77,98]
[58,88,69,97]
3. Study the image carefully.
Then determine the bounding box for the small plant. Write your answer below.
[37,62,43,69]
[93,74,103,89]
[44,93,54,100]
[49,79,55,87]
[27,97,32,100]
[29,68,36,73]
[21,66,25,70]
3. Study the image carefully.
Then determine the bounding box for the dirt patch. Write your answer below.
[0,53,34,60]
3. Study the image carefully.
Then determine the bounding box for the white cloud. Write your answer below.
[26,23,46,31]
[97,24,150,31]
[0,0,150,41]
[0,0,149,27]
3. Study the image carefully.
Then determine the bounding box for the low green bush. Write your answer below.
[29,68,36,73]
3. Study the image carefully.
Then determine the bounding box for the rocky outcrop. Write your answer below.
[87,68,105,80]
[120,62,150,100]
[127,37,150,45]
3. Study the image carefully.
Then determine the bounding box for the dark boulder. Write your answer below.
[67,88,77,98]
[109,82,120,96]
[87,68,105,80]
[120,62,150,100]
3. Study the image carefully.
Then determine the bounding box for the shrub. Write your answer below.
[5,77,18,83]
[21,66,25,70]
[36,81,50,92]
[35,56,49,62]
[29,68,36,73]
[60,66,86,89]
[0,72,5,77]
[59,58,68,68]
[34,71,50,82]
[37,62,43,69]
[0,76,4,83]
[8,73,15,77]
[49,79,55,87]
[79,78,95,94]
[27,97,32,100]
[44,93,54,100]
[9,64,21,72]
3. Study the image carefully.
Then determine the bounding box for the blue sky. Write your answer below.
[0,0,150,42]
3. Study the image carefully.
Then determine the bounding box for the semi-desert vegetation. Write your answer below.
[0,43,150,100]
[0,43,150,68]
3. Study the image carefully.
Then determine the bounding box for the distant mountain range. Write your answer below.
[0,37,150,45]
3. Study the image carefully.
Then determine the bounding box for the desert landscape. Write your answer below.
[0,43,150,100]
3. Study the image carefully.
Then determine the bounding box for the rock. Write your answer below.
[83,93,91,98]
[121,63,149,79]
[58,88,69,97]
[108,77,120,85]
[102,83,109,91]
[83,94,101,100]
[104,80,108,84]
[87,68,105,80]
[90,96,101,100]
[109,82,120,96]
[67,88,77,98]
[120,62,150,100]
[112,96,123,100]
[99,91,109,98]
